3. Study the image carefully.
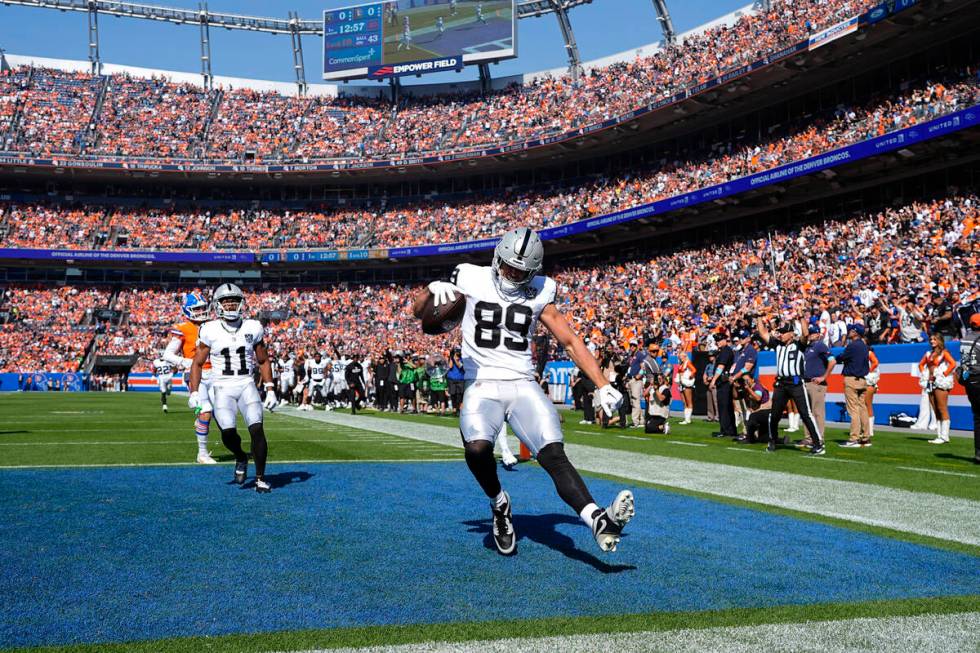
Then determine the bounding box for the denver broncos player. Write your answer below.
[414,227,634,556]
[163,293,216,464]
[189,284,277,493]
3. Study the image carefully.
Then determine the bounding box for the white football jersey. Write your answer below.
[153,358,174,378]
[279,357,296,378]
[450,263,556,381]
[332,357,350,387]
[306,358,329,383]
[198,318,265,385]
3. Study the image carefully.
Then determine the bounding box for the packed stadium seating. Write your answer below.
[5,68,101,156]
[2,193,974,373]
[0,0,879,162]
[0,285,110,372]
[2,71,976,252]
[92,74,211,159]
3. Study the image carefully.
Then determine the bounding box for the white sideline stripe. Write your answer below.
[0,438,456,447]
[897,466,979,479]
[665,440,708,447]
[616,435,648,441]
[285,612,980,653]
[281,408,980,546]
[0,458,462,470]
[0,427,355,434]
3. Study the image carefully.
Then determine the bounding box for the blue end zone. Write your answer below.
[1,462,978,648]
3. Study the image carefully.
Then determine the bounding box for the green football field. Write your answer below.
[0,392,977,653]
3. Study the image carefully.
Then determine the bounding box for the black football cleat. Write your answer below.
[592,490,634,552]
[233,458,248,485]
[254,477,271,493]
[490,491,517,556]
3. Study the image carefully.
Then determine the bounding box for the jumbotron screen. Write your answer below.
[322,0,516,81]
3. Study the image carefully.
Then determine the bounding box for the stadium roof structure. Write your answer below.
[0,0,679,90]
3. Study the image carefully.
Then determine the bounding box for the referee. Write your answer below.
[757,319,824,455]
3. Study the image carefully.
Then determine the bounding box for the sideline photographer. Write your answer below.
[733,376,772,444]
[645,372,672,434]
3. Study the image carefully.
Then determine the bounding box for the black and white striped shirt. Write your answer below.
[767,336,806,382]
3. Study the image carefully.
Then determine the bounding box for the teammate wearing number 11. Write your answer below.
[189,284,278,493]
[414,227,635,556]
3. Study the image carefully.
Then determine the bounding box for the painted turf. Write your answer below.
[284,409,980,546]
[2,464,980,649]
[290,612,980,653]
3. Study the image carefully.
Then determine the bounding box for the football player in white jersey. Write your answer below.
[413,227,634,556]
[278,351,296,406]
[189,284,278,493]
[152,356,174,413]
[330,353,351,408]
[305,352,330,409]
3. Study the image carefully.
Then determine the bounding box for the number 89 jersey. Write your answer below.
[451,263,556,381]
[197,318,265,385]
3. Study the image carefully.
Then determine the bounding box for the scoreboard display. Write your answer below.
[323,3,385,73]
[323,0,516,81]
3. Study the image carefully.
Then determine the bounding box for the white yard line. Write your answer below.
[281,408,980,546]
[665,440,708,447]
[285,612,980,653]
[897,466,979,479]
[0,458,462,470]
[0,438,443,447]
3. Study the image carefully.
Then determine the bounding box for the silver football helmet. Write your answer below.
[492,227,543,296]
[212,283,245,323]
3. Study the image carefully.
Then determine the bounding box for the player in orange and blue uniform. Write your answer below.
[163,293,216,464]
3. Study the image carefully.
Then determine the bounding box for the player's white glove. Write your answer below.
[428,280,461,307]
[597,384,623,417]
[263,384,278,411]
[181,357,194,370]
[187,391,201,410]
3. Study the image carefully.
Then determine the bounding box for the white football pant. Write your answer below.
[212,380,263,429]
[460,379,562,456]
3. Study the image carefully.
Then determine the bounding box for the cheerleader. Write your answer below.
[863,348,879,442]
[921,334,956,444]
[676,352,696,424]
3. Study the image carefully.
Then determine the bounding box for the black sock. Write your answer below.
[161,392,167,406]
[463,439,500,499]
[248,423,267,478]
[536,442,595,514]
[220,427,246,462]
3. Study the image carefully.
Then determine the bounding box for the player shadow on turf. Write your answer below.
[240,471,314,490]
[934,452,979,464]
[463,514,636,573]
[0,430,28,435]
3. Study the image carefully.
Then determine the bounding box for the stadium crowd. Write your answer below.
[0,0,880,162]
[3,190,974,379]
[93,75,211,159]
[2,71,977,252]
[0,285,109,372]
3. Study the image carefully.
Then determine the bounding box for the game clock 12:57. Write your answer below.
[323,2,384,75]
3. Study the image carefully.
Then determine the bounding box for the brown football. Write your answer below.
[420,292,466,335]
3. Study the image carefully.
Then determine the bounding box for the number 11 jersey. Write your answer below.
[450,263,556,381]
[197,318,265,385]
